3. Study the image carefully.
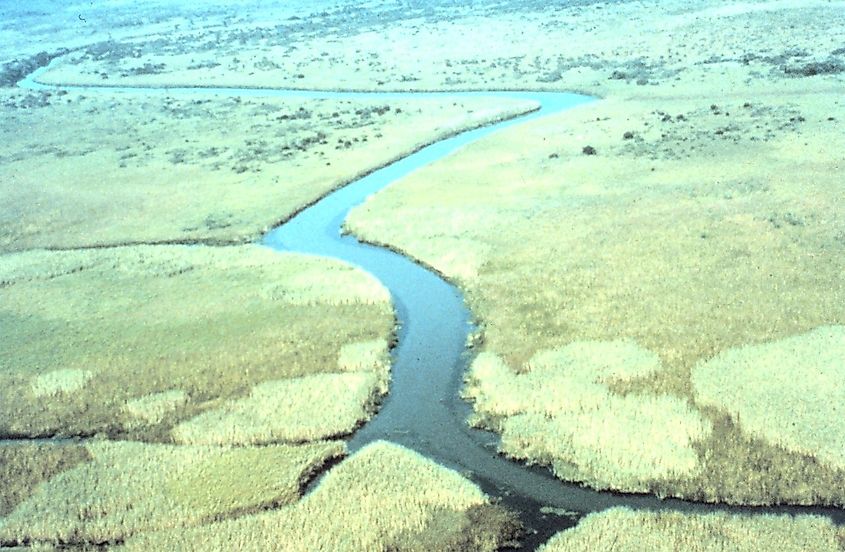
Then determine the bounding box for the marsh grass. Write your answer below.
[0,440,343,545]
[692,326,845,471]
[123,390,189,428]
[122,441,517,551]
[0,444,92,518]
[349,58,845,503]
[539,507,845,552]
[653,409,845,506]
[464,345,711,492]
[30,368,94,398]
[0,245,394,442]
[0,86,533,252]
[172,372,384,445]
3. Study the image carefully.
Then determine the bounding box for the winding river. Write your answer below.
[18,62,845,549]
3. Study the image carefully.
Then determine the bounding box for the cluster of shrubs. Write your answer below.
[0,50,64,87]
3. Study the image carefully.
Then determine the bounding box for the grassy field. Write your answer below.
[539,507,845,552]
[120,441,520,551]
[464,345,712,492]
[0,86,532,252]
[0,440,343,544]
[0,2,541,547]
[0,245,394,442]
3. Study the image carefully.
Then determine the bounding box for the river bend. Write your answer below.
[18,62,845,550]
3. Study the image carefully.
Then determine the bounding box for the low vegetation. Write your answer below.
[121,441,520,551]
[172,371,386,445]
[0,87,533,252]
[0,440,343,545]
[0,245,394,442]
[539,507,845,552]
[345,2,845,506]
[692,326,845,471]
[464,344,711,492]
[3,0,845,547]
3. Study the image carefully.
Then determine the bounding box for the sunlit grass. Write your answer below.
[692,326,845,470]
[123,390,189,428]
[122,441,518,551]
[172,372,384,445]
[0,245,394,442]
[465,343,711,491]
[0,444,91,518]
[346,12,845,501]
[0,84,534,252]
[30,368,93,398]
[539,507,845,552]
[0,440,343,545]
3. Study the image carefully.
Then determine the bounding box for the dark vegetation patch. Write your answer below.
[621,102,806,161]
[510,54,682,88]
[1,91,54,109]
[0,50,66,87]
[0,444,92,517]
[702,48,845,78]
[388,503,522,552]
[609,59,658,85]
[122,62,168,77]
[782,58,845,77]
[650,412,845,506]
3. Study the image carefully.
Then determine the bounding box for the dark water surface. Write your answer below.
[18,62,845,550]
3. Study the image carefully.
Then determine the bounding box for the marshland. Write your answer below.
[1,1,844,550]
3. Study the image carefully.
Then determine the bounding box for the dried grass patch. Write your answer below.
[539,507,844,552]
[122,441,517,551]
[0,440,343,545]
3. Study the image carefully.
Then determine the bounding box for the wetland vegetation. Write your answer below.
[2,0,844,549]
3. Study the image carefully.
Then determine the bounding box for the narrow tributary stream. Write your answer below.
[18,63,845,550]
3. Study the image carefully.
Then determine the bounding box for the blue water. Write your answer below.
[18,61,845,550]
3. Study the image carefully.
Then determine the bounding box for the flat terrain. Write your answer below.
[539,507,845,552]
[2,0,844,549]
[346,0,845,508]
[1,1,530,548]
[0,86,530,251]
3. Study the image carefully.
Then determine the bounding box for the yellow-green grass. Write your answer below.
[0,440,342,546]
[172,371,386,445]
[349,95,845,504]
[122,441,520,551]
[345,2,845,505]
[0,86,534,252]
[0,245,394,442]
[539,507,845,552]
[692,326,845,471]
[465,344,711,492]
